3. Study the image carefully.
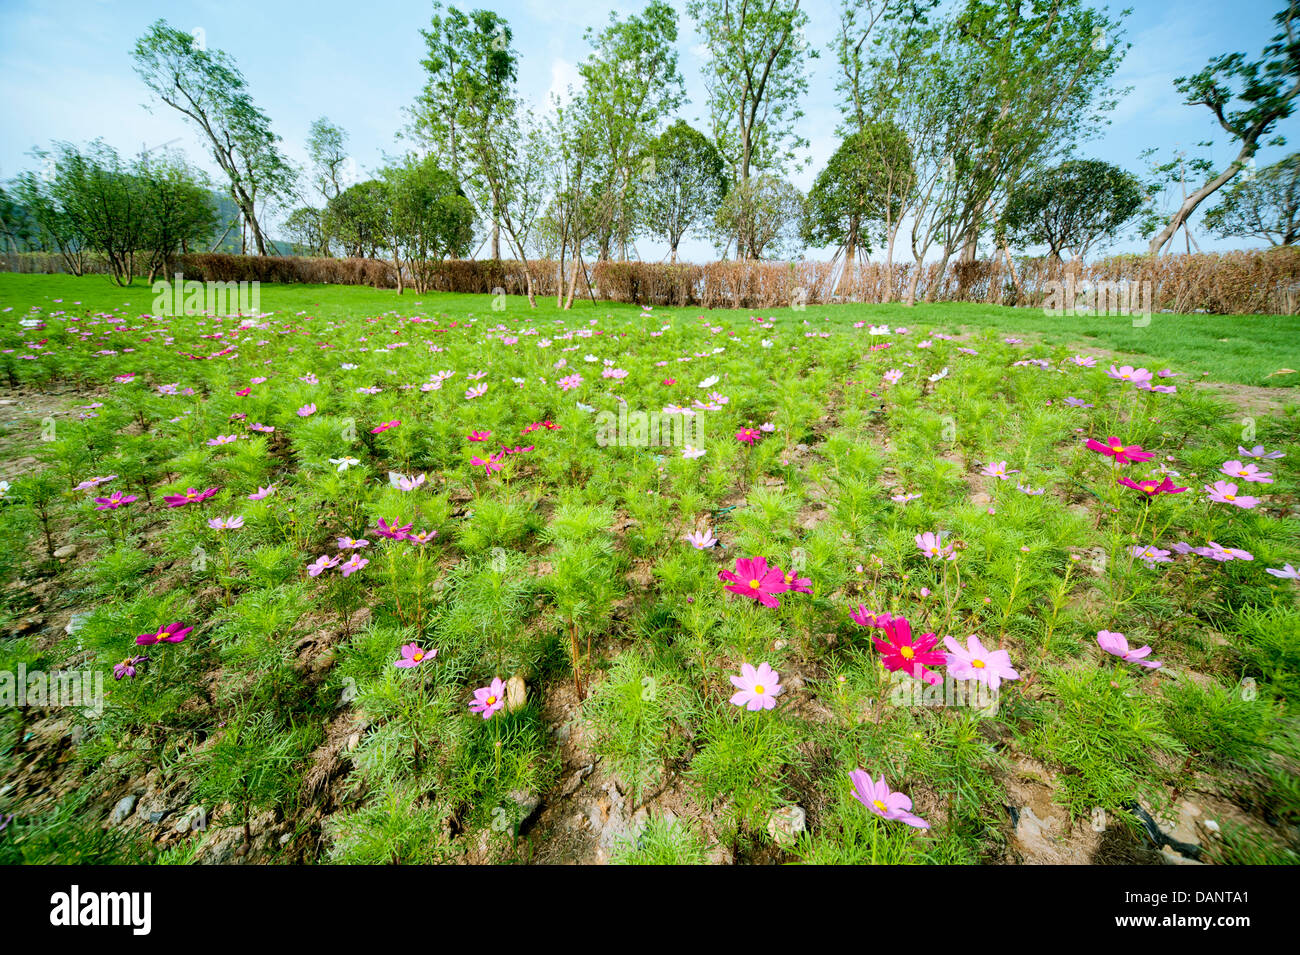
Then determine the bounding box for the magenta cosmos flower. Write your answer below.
[1117,475,1187,498]
[375,518,413,540]
[869,615,945,685]
[735,428,760,444]
[370,420,400,433]
[307,554,340,576]
[728,662,783,710]
[467,430,492,442]
[943,635,1019,690]
[718,556,788,608]
[1096,630,1161,669]
[394,643,436,668]
[1085,437,1156,464]
[136,622,193,646]
[94,491,137,510]
[470,677,507,719]
[163,487,219,508]
[113,655,148,680]
[849,770,929,829]
[1204,480,1259,509]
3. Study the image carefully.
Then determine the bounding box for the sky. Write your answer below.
[1,0,1295,261]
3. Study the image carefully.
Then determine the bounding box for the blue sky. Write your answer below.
[1,0,1294,260]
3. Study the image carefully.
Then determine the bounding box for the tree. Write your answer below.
[10,170,86,274]
[132,19,296,255]
[1148,1,1300,255]
[578,1,685,260]
[379,153,476,294]
[801,124,912,266]
[643,120,727,263]
[325,180,387,259]
[284,206,329,256]
[1203,153,1300,245]
[45,141,144,286]
[1001,159,1144,260]
[688,0,815,258]
[415,4,517,261]
[136,148,218,280]
[713,174,804,260]
[306,117,350,203]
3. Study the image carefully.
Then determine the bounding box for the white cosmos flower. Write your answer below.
[330,456,361,472]
[698,375,719,388]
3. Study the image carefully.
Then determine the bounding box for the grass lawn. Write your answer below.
[0,271,1297,865]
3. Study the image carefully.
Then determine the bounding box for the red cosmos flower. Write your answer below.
[869,616,945,685]
[718,556,788,608]
[1118,475,1188,497]
[234,387,251,397]
[1085,437,1155,464]
[135,622,193,646]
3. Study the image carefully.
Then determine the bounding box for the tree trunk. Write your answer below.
[925,246,954,304]
[1148,144,1253,256]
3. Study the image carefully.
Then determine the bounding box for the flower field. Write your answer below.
[1,273,1297,865]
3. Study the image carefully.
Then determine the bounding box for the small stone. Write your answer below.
[110,795,137,825]
[174,806,206,833]
[766,805,806,848]
[506,675,527,712]
[279,833,292,846]
[53,544,77,560]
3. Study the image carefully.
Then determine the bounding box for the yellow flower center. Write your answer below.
[749,579,761,589]
[873,799,887,812]
[901,646,914,659]
[1225,493,1236,501]
[486,695,496,706]
[412,651,424,662]
[972,659,986,669]
[754,685,765,695]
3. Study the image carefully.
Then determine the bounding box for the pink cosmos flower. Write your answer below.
[1096,630,1161,669]
[782,570,812,594]
[207,515,244,531]
[467,430,492,442]
[297,404,317,417]
[370,420,400,433]
[74,475,117,491]
[164,487,219,508]
[849,607,902,631]
[114,655,148,680]
[915,531,955,561]
[980,461,1018,480]
[718,556,788,608]
[1195,541,1253,562]
[94,491,137,510]
[406,530,438,544]
[206,434,238,446]
[337,536,369,550]
[849,771,929,829]
[394,643,436,668]
[684,529,717,549]
[471,452,506,476]
[247,485,276,501]
[1204,480,1259,509]
[339,555,369,577]
[1085,437,1156,464]
[1265,563,1299,580]
[136,622,193,646]
[943,635,1018,690]
[728,662,783,710]
[557,373,583,391]
[735,428,760,444]
[1107,365,1153,386]
[1220,460,1273,484]
[470,677,507,719]
[307,554,341,576]
[1238,445,1284,460]
[1129,545,1173,564]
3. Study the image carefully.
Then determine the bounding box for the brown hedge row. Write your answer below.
[5,248,1298,314]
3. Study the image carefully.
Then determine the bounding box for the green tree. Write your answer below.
[1150,2,1300,255]
[379,153,476,294]
[643,120,727,263]
[325,180,387,259]
[44,141,144,286]
[1203,154,1300,246]
[802,124,912,265]
[132,19,296,255]
[136,148,218,281]
[1001,159,1144,261]
[713,174,804,260]
[688,0,815,258]
[578,1,685,260]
